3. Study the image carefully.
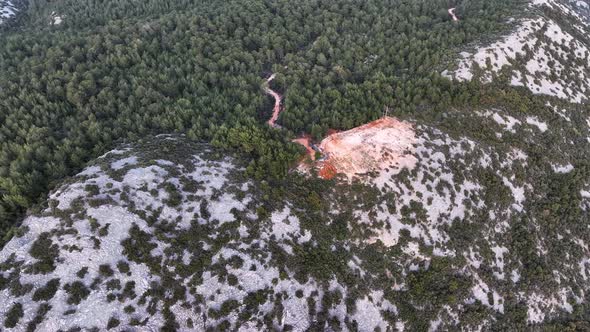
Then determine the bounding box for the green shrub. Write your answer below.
[117,261,130,274]
[164,183,183,207]
[28,233,59,274]
[227,274,238,286]
[76,267,89,279]
[32,278,60,302]
[209,299,240,319]
[26,303,51,332]
[99,264,114,277]
[4,302,24,328]
[106,279,122,291]
[107,317,120,329]
[85,184,100,196]
[98,224,110,237]
[64,281,90,305]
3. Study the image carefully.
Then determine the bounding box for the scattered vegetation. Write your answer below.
[0,0,524,244]
[0,0,589,330]
[32,278,60,301]
[64,281,90,305]
[4,302,23,328]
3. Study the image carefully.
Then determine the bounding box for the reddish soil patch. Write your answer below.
[263,75,415,182]
[318,161,338,180]
[314,116,416,180]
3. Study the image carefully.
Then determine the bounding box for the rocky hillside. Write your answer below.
[0,0,17,24]
[1,103,589,331]
[566,0,590,22]
[444,0,590,104]
[1,0,590,331]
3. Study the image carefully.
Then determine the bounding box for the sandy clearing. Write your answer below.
[316,117,417,180]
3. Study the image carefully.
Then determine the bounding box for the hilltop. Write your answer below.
[444,0,590,103]
[1,108,589,330]
[0,0,590,330]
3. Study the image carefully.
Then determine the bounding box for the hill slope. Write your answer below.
[0,0,17,24]
[1,0,590,331]
[444,0,590,103]
[0,115,588,330]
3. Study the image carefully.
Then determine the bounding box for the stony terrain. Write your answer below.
[444,0,590,104]
[0,0,17,24]
[0,106,588,330]
[1,0,590,331]
[565,0,590,22]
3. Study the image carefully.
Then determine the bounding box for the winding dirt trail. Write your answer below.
[448,8,459,22]
[265,74,282,128]
[262,75,416,180]
[264,74,318,162]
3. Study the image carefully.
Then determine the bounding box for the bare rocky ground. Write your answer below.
[444,0,590,104]
[1,0,590,331]
[1,104,589,330]
[0,0,17,24]
[305,117,416,180]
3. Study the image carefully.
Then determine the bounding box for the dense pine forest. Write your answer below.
[3,0,590,330]
[0,0,535,244]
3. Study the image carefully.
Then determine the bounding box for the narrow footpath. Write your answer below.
[264,74,316,161]
[448,8,459,22]
[265,74,282,128]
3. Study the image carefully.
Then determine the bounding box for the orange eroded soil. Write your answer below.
[318,160,338,179]
[263,75,415,181]
[316,116,417,180]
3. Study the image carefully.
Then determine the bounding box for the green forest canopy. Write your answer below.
[0,0,525,243]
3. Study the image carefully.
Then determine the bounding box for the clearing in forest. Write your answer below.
[313,117,417,180]
[262,75,416,180]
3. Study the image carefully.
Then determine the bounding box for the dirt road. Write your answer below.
[265,74,282,128]
[263,74,319,163]
[448,8,459,22]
